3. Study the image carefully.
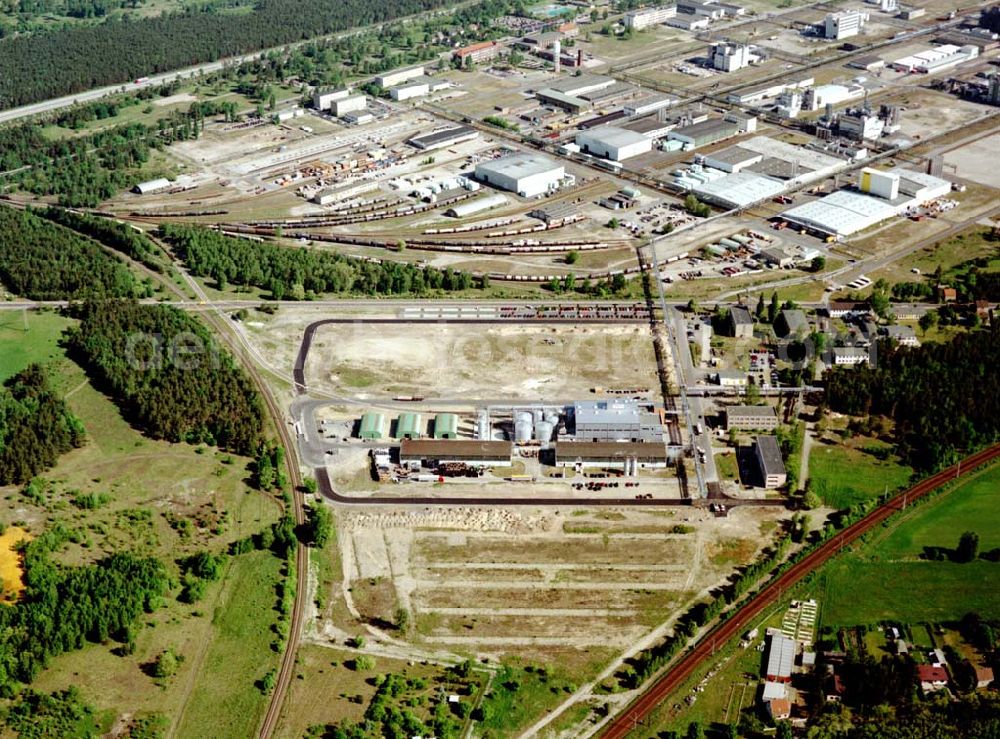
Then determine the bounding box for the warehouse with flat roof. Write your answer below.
[474,153,565,198]
[765,632,796,682]
[754,435,787,488]
[573,400,663,442]
[408,126,479,150]
[692,172,785,209]
[399,439,513,466]
[667,118,739,148]
[554,441,669,468]
[576,126,652,161]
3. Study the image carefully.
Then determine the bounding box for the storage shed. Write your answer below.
[433,413,459,439]
[396,413,423,439]
[359,412,387,440]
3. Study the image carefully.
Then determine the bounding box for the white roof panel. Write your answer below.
[693,172,786,209]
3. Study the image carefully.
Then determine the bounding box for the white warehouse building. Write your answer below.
[331,95,366,116]
[576,126,652,161]
[474,153,565,198]
[823,9,868,40]
[376,65,425,88]
[313,87,351,111]
[624,4,677,29]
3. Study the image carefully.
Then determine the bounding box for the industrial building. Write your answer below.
[726,77,813,106]
[359,412,387,440]
[691,172,786,209]
[754,435,787,488]
[534,75,615,111]
[313,87,352,110]
[553,441,669,469]
[331,95,366,117]
[714,369,748,387]
[399,439,513,466]
[624,93,678,116]
[765,631,796,682]
[408,125,479,151]
[453,40,502,64]
[445,193,508,218]
[760,247,793,268]
[710,43,760,72]
[576,126,652,161]
[822,9,868,39]
[474,152,565,198]
[389,76,447,101]
[667,14,710,29]
[702,146,762,173]
[891,44,979,74]
[838,109,885,140]
[375,65,425,88]
[782,167,951,238]
[624,4,677,29]
[724,405,778,431]
[667,117,740,148]
[133,178,171,195]
[803,83,866,111]
[572,400,663,443]
[433,413,459,439]
[395,413,423,439]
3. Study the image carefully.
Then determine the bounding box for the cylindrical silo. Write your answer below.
[535,420,554,443]
[514,412,533,443]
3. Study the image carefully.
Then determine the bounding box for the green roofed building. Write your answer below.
[433,413,459,439]
[396,413,423,439]
[359,412,386,440]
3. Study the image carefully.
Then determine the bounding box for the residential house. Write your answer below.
[775,309,808,337]
[918,665,949,692]
[882,324,920,347]
[976,667,994,689]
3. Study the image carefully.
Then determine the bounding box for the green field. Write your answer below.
[1,308,284,736]
[0,310,71,381]
[816,464,1000,627]
[809,439,913,509]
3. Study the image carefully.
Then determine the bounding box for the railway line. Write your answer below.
[600,441,1000,738]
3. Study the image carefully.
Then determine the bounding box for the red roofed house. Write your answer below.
[938,286,957,302]
[452,41,502,64]
[768,698,791,721]
[976,667,994,690]
[918,665,949,692]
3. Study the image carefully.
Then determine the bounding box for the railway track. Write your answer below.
[600,441,1000,738]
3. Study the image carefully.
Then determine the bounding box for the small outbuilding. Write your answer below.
[359,412,387,440]
[433,413,459,439]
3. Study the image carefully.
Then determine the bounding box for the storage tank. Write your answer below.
[532,409,544,426]
[543,409,559,424]
[514,412,533,443]
[476,410,491,440]
[536,420,554,443]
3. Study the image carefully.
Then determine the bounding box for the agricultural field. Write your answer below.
[0,309,70,381]
[813,463,1000,627]
[0,312,285,736]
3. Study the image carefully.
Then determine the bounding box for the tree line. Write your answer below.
[0,524,168,693]
[67,300,265,454]
[825,327,1000,471]
[0,206,141,299]
[160,224,479,297]
[0,364,85,485]
[0,0,464,109]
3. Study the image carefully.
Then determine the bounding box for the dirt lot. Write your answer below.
[945,133,1000,189]
[325,505,788,658]
[304,322,658,399]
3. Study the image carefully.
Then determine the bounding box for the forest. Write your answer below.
[0,206,141,299]
[0,364,85,485]
[0,524,168,694]
[160,224,479,297]
[38,207,166,273]
[67,300,265,454]
[0,0,463,109]
[824,326,1000,470]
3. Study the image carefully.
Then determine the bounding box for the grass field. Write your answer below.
[0,310,71,381]
[816,464,1000,627]
[175,551,286,739]
[809,438,913,509]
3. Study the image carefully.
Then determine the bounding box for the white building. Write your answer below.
[390,80,430,101]
[474,152,565,198]
[624,4,677,29]
[133,178,171,195]
[331,95,366,117]
[803,83,866,111]
[859,167,899,199]
[823,9,868,39]
[838,110,885,140]
[624,93,677,117]
[313,87,350,111]
[576,126,652,161]
[710,43,759,72]
[375,65,425,88]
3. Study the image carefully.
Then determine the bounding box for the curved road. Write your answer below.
[600,441,1000,738]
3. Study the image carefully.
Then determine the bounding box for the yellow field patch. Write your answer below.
[0,526,32,604]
